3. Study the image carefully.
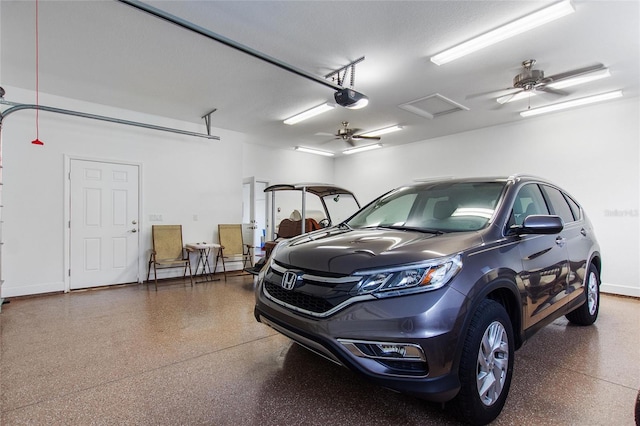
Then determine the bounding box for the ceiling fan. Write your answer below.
[322,121,381,146]
[469,59,607,104]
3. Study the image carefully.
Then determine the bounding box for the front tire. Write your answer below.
[635,389,640,426]
[452,299,514,425]
[566,263,600,326]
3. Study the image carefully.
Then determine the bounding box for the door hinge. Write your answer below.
[68,269,71,277]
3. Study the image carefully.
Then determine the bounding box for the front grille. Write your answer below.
[262,262,366,317]
[264,281,333,313]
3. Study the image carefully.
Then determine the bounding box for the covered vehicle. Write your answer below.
[254,175,601,424]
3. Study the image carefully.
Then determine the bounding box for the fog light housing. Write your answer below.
[339,339,425,360]
[338,339,428,376]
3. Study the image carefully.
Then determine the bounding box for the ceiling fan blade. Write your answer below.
[546,63,605,82]
[466,87,519,100]
[493,88,525,105]
[314,132,335,137]
[537,86,569,97]
[494,92,521,106]
[352,135,381,141]
[319,137,340,145]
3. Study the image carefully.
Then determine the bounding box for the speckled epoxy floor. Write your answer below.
[1,274,638,425]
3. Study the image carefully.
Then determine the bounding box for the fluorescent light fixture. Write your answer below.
[360,125,403,137]
[520,90,623,117]
[343,143,382,155]
[547,67,611,90]
[430,1,575,65]
[497,91,539,104]
[294,146,335,157]
[284,102,335,125]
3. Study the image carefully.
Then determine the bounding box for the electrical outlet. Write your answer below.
[193,214,198,221]
[149,214,163,222]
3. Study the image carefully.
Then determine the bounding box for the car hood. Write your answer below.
[274,227,485,275]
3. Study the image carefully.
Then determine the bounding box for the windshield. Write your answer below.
[322,193,360,225]
[347,181,505,232]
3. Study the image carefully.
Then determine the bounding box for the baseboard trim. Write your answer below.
[1,281,65,298]
[601,282,640,298]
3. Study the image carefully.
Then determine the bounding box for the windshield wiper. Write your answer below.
[377,225,445,235]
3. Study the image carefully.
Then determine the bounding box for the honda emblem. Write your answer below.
[281,271,299,290]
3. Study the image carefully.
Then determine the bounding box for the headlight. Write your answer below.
[354,254,462,298]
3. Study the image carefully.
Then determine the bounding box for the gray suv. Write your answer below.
[254,175,601,425]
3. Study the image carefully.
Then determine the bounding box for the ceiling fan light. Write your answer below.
[520,90,623,117]
[430,0,575,65]
[547,68,611,90]
[294,146,335,157]
[343,143,382,155]
[361,125,403,137]
[334,88,369,109]
[284,102,335,125]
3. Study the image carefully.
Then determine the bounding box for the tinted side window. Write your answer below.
[541,185,575,224]
[509,184,549,227]
[565,195,582,221]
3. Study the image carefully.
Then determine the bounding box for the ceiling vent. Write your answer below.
[399,94,469,119]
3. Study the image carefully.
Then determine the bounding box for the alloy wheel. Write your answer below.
[476,320,509,406]
[587,271,599,316]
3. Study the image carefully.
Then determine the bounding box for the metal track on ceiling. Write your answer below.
[0,100,220,140]
[116,0,343,92]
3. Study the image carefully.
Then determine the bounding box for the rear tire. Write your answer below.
[565,263,600,326]
[452,299,514,425]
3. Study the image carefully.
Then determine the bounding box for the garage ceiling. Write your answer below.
[1,1,638,154]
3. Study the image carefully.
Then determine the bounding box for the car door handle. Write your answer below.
[581,228,587,237]
[555,236,566,247]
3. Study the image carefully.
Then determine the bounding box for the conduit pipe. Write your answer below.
[0,100,220,140]
[116,0,343,92]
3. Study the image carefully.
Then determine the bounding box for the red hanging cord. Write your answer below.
[32,0,43,146]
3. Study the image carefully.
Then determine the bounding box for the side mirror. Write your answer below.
[512,215,564,235]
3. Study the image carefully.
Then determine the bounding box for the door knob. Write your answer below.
[132,220,138,225]
[131,228,137,233]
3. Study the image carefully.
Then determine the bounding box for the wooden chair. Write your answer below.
[147,225,194,290]
[217,224,254,280]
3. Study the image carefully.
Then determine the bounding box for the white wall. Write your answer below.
[242,142,334,184]
[1,87,247,297]
[0,87,337,298]
[2,87,638,298]
[334,97,640,297]
[242,142,335,227]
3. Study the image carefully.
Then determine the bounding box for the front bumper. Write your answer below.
[254,282,467,402]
